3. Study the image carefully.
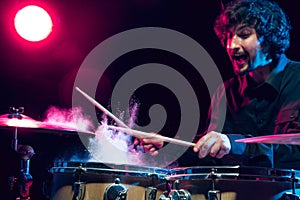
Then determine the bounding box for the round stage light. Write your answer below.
[14,5,53,42]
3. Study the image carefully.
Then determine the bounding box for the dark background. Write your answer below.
[0,0,299,129]
[0,0,299,199]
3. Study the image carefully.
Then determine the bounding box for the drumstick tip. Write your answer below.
[75,86,81,91]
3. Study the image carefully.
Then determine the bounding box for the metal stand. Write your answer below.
[7,107,35,200]
[8,107,24,152]
[9,145,35,200]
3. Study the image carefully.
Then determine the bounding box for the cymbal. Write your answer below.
[0,114,41,128]
[0,114,94,136]
[235,133,300,145]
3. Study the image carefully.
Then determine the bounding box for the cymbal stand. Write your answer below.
[9,145,35,200]
[7,107,35,200]
[8,107,24,152]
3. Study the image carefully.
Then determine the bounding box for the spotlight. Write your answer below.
[14,5,53,42]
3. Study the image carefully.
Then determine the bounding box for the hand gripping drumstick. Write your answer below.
[107,125,196,147]
[76,87,196,147]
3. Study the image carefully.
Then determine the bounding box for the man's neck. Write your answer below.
[248,64,273,85]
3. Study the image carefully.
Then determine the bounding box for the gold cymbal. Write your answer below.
[235,133,300,145]
[0,114,94,136]
[0,114,41,128]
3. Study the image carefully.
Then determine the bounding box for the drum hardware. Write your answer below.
[72,164,87,200]
[159,179,172,200]
[0,107,94,200]
[290,171,299,197]
[236,134,300,199]
[103,177,128,200]
[5,107,35,200]
[145,186,157,200]
[8,144,35,200]
[207,168,221,200]
[8,107,25,119]
[279,171,300,200]
[73,164,88,175]
[159,180,191,200]
[72,182,86,200]
[8,107,25,152]
[145,174,160,200]
[49,162,169,200]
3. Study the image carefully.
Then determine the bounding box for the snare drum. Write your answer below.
[165,166,300,200]
[49,162,169,200]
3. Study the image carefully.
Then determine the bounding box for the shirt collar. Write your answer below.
[238,54,289,96]
[266,54,289,92]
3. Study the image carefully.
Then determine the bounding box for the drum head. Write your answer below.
[168,165,300,181]
[50,161,170,179]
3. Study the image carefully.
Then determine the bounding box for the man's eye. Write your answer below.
[238,32,251,38]
[237,28,253,38]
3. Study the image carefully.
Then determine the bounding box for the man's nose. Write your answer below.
[227,35,240,50]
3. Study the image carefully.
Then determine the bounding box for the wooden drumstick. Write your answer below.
[76,87,196,147]
[107,125,196,147]
[75,87,130,128]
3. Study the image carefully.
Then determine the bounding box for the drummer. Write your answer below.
[138,0,300,170]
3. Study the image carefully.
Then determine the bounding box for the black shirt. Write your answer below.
[207,54,300,169]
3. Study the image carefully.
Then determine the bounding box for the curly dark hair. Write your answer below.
[214,0,291,59]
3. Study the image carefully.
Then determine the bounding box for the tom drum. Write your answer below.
[162,165,300,200]
[49,162,170,200]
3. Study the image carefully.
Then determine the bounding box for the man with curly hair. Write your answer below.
[192,0,300,169]
[140,0,300,170]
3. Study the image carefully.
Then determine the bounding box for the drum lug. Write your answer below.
[145,173,159,200]
[73,181,86,200]
[145,186,157,200]
[159,180,191,200]
[207,190,221,200]
[159,189,191,200]
[104,178,128,200]
[207,168,221,200]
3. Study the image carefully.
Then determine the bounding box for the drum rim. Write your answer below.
[49,161,170,179]
[166,165,300,181]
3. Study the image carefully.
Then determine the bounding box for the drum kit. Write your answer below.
[1,105,300,200]
[0,107,93,200]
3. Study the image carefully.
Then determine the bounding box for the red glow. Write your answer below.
[14,5,53,42]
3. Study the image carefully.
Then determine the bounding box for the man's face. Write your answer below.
[226,24,272,75]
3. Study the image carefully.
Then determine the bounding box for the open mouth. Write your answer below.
[231,54,248,66]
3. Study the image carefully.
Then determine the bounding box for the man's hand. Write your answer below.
[193,131,231,158]
[133,133,164,156]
